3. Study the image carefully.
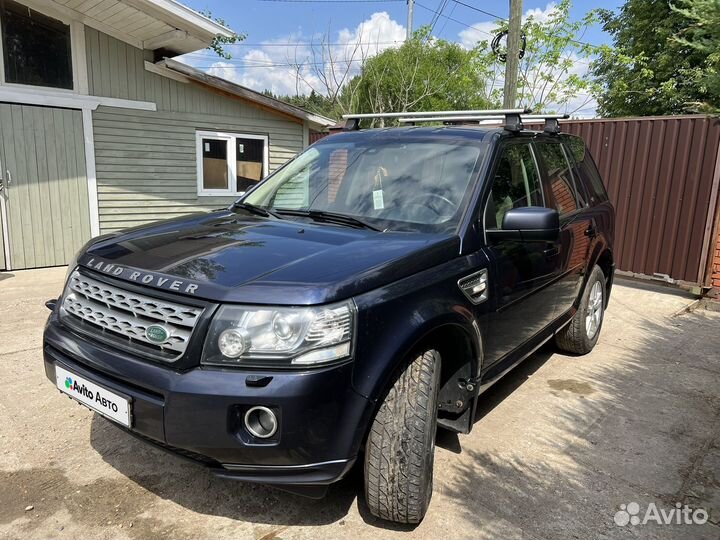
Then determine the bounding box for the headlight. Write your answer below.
[201,300,355,368]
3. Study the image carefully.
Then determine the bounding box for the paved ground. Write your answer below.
[0,267,719,540]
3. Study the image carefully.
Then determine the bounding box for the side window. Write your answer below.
[485,143,543,229]
[565,137,609,204]
[0,0,73,89]
[236,138,265,192]
[196,131,268,196]
[537,142,581,215]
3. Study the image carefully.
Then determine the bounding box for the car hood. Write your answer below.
[78,210,460,305]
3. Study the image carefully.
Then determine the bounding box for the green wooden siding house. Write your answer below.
[0,0,334,270]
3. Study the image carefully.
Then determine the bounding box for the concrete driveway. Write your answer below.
[0,268,718,540]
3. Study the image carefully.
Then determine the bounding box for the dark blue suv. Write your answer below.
[43,112,614,524]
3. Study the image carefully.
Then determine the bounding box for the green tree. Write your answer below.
[514,0,599,113]
[347,27,495,122]
[590,0,716,116]
[672,0,720,112]
[199,10,246,59]
[462,0,600,114]
[262,89,338,119]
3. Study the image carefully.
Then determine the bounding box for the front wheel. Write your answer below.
[363,349,441,524]
[555,265,606,354]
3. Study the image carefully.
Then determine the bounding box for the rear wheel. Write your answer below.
[363,349,441,524]
[555,265,606,354]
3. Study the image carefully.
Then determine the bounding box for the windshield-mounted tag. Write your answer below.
[373,189,385,210]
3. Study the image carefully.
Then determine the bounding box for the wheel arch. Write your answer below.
[353,316,483,437]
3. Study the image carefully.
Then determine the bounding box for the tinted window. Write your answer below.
[537,142,581,215]
[485,143,543,229]
[565,136,608,204]
[1,0,73,89]
[245,140,484,232]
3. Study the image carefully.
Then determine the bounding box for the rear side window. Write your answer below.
[565,137,609,204]
[485,143,543,229]
[536,142,582,215]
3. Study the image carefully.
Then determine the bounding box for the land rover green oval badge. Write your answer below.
[145,324,170,344]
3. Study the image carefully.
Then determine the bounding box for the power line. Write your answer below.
[415,1,491,34]
[450,0,503,21]
[180,40,405,56]
[428,0,450,36]
[257,0,404,3]
[436,0,457,35]
[187,59,367,69]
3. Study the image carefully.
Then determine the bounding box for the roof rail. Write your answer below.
[397,113,570,134]
[341,109,531,132]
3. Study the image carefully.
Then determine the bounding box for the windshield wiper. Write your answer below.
[231,202,283,219]
[275,209,383,232]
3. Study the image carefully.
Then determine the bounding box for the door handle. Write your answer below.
[543,247,559,258]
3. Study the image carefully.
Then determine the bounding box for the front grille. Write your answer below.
[60,270,203,361]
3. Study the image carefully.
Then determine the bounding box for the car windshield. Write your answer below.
[241,138,485,232]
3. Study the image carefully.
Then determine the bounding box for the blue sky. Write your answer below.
[178,0,623,115]
[183,0,618,47]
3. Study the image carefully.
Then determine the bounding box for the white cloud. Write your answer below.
[524,2,558,24]
[458,21,498,49]
[181,12,405,97]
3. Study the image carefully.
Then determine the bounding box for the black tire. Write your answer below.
[555,265,606,354]
[363,349,441,524]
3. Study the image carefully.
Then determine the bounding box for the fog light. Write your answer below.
[244,406,278,439]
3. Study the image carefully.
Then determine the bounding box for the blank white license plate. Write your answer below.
[55,365,131,427]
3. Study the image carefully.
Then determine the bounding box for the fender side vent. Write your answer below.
[458,269,489,304]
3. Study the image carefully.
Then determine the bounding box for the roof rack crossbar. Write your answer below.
[342,109,532,131]
[342,109,529,121]
[396,114,569,123]
[341,109,571,133]
[395,113,570,133]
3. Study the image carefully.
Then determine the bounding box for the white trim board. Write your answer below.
[0,87,156,111]
[144,60,190,84]
[82,109,100,237]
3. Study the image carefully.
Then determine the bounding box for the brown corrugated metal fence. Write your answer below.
[313,115,720,287]
[557,116,720,287]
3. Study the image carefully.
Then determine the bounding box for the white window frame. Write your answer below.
[0,1,88,95]
[196,130,269,197]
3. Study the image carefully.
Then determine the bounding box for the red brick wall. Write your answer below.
[712,227,720,290]
[327,149,348,203]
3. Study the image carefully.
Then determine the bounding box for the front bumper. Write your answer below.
[43,315,373,494]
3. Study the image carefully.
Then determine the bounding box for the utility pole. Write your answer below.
[503,0,523,108]
[406,0,414,40]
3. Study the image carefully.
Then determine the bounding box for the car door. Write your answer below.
[480,141,563,366]
[534,140,594,317]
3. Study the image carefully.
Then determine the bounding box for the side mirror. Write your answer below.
[500,206,560,241]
